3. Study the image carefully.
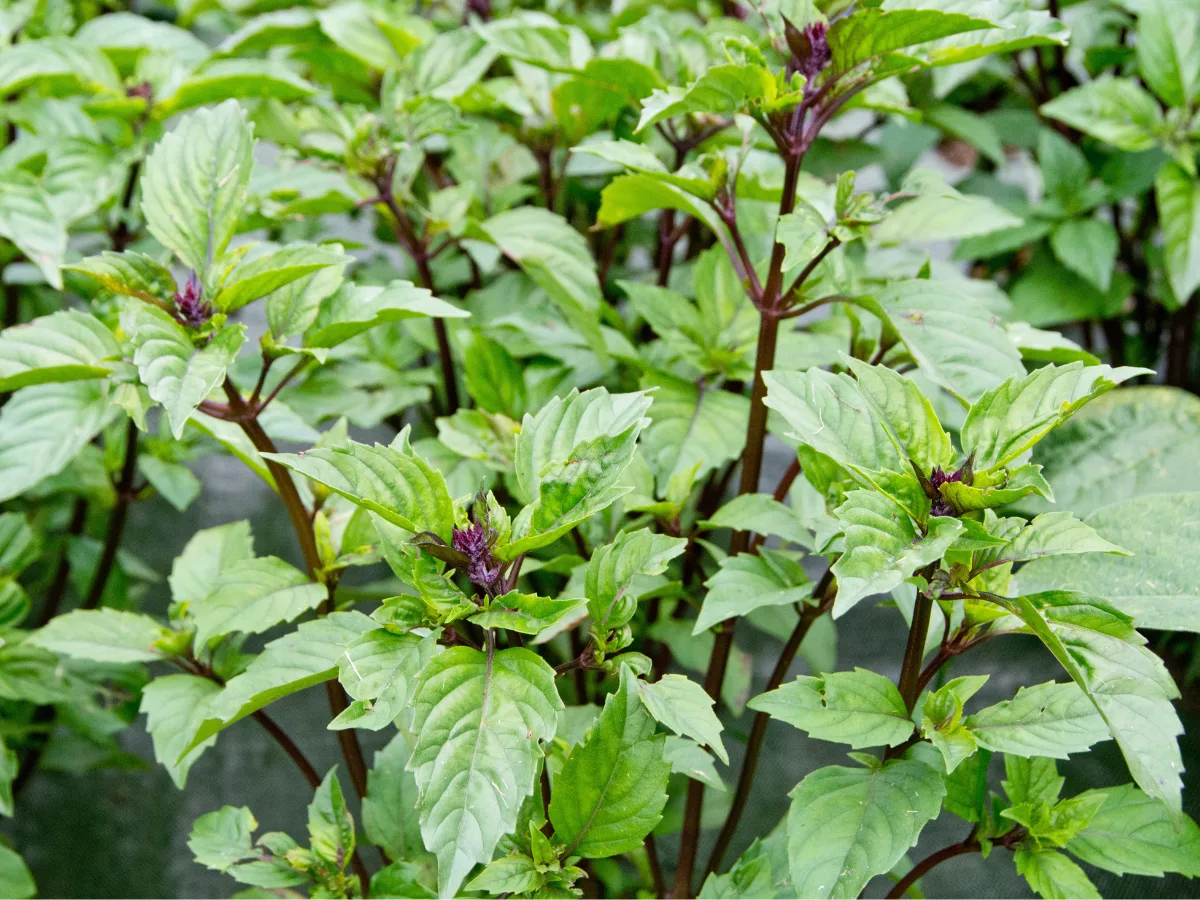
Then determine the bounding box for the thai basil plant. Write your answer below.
[1,1,1199,898]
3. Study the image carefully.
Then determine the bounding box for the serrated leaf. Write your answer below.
[191,556,326,648]
[888,0,1068,67]
[465,855,543,895]
[0,381,116,503]
[0,169,67,288]
[188,806,257,872]
[31,608,170,663]
[304,280,466,349]
[749,668,913,749]
[785,758,946,899]
[468,591,585,636]
[124,306,246,439]
[961,362,1148,473]
[875,173,1021,244]
[408,646,562,898]
[308,767,355,867]
[1155,161,1200,304]
[550,665,669,858]
[585,528,686,633]
[331,629,435,731]
[831,491,962,617]
[140,674,220,789]
[635,63,775,133]
[1050,218,1118,293]
[966,682,1109,759]
[265,256,347,339]
[0,36,120,98]
[596,174,732,250]
[1041,77,1163,152]
[138,456,201,512]
[170,520,255,607]
[699,494,813,547]
[64,251,177,306]
[159,59,315,117]
[1014,848,1099,900]
[363,732,429,865]
[635,673,726,764]
[141,100,254,273]
[1136,0,1200,107]
[695,550,812,634]
[663,737,726,792]
[0,310,118,391]
[1067,783,1200,877]
[214,243,347,313]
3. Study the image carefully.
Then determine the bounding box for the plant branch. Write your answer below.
[35,498,87,627]
[897,589,935,712]
[886,830,980,899]
[82,419,139,610]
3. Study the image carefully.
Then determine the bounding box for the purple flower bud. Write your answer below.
[451,521,503,591]
[785,20,831,81]
[928,465,965,518]
[173,270,212,328]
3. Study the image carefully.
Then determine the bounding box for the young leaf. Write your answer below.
[304,281,467,349]
[549,665,669,858]
[308,768,355,868]
[468,592,585,636]
[785,757,946,899]
[169,520,255,606]
[699,494,814,548]
[188,806,257,872]
[1013,849,1099,900]
[585,528,687,634]
[695,550,812,634]
[1135,0,1200,108]
[874,174,1021,244]
[31,608,172,663]
[213,243,347,313]
[190,556,326,648]
[140,673,221,789]
[635,63,774,133]
[1041,77,1163,152]
[965,682,1109,759]
[407,646,562,899]
[1067,783,1200,877]
[635,673,727,764]
[140,100,254,273]
[995,512,1127,567]
[663,737,727,792]
[748,668,914,749]
[158,59,316,117]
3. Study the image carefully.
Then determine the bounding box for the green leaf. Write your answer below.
[31,608,170,663]
[138,456,201,512]
[923,103,1004,166]
[695,550,811,634]
[189,806,257,872]
[1003,755,1063,808]
[1067,784,1200,877]
[1155,161,1200,303]
[141,100,254,273]
[634,673,726,764]
[638,371,748,495]
[214,243,347,313]
[309,767,355,868]
[0,381,116,503]
[0,169,67,288]
[1050,218,1118,293]
[479,208,604,358]
[0,36,119,97]
[140,673,221,789]
[966,682,1109,759]
[1013,849,1099,900]
[265,258,347,340]
[1041,77,1163,152]
[596,174,732,252]
[699,494,814,547]
[191,556,326,648]
[874,172,1022,244]
[265,435,455,541]
[831,491,962,617]
[748,668,913,749]
[465,856,543,895]
[1004,591,1184,816]
[1037,130,1092,217]
[1135,0,1200,108]
[550,665,669,858]
[468,591,585,636]
[635,63,775,132]
[63,251,177,306]
[0,310,118,392]
[586,529,685,634]
[886,0,1068,67]
[408,646,561,899]
[1017,494,1200,631]
[663,737,726,792]
[776,201,831,274]
[785,758,946,899]
[997,512,1127,566]
[331,629,436,731]
[364,733,429,865]
[829,7,991,73]
[304,280,466,349]
[123,305,246,440]
[189,611,376,751]
[961,362,1148,473]
[158,59,315,117]
[0,845,35,900]
[876,278,1025,404]
[170,520,255,607]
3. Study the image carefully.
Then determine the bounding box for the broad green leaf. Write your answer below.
[304,280,466,349]
[1017,494,1200,631]
[191,556,326,648]
[699,494,813,547]
[874,173,1021,244]
[749,668,913,749]
[997,512,1127,566]
[74,11,208,68]
[634,673,726,764]
[1067,784,1200,877]
[0,381,116,503]
[308,768,355,867]
[1037,129,1092,217]
[1014,849,1099,900]
[0,36,119,97]
[1050,218,1118,293]
[63,251,177,306]
[468,591,585,636]
[214,243,347,312]
[332,629,436,731]
[842,357,954,474]
[141,100,254,273]
[695,550,811,634]
[158,59,316,117]
[785,758,946,899]
[885,0,1068,67]
[876,278,1024,404]
[265,435,454,540]
[0,169,67,288]
[924,103,1004,165]
[1155,162,1200,304]
[140,673,220,789]
[123,305,247,440]
[265,257,347,340]
[663,737,726,792]
[571,140,708,196]
[776,201,831,274]
[1005,592,1184,816]
[636,63,775,133]
[830,8,992,72]
[170,520,255,606]
[1008,255,1132,328]
[363,733,429,865]
[960,363,1148,472]
[596,174,732,252]
[0,310,118,391]
[466,856,542,895]
[0,845,34,900]
[639,371,749,494]
[1041,77,1163,152]
[0,739,15,814]
[699,831,787,899]
[831,491,962,617]
[586,528,686,633]
[1002,755,1063,808]
[188,806,257,872]
[549,666,669,858]
[1135,0,1200,108]
[138,456,201,512]
[966,681,1108,759]
[317,1,403,69]
[189,611,376,750]
[31,608,171,663]
[408,646,562,898]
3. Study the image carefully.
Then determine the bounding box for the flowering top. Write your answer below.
[173,270,212,328]
[451,519,503,591]
[784,19,831,82]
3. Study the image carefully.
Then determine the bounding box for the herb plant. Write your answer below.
[2,1,1200,899]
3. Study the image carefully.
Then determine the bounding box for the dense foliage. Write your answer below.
[2,0,1200,898]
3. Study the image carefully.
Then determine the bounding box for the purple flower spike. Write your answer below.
[928,465,965,518]
[452,521,503,591]
[173,270,212,328]
[785,19,831,81]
